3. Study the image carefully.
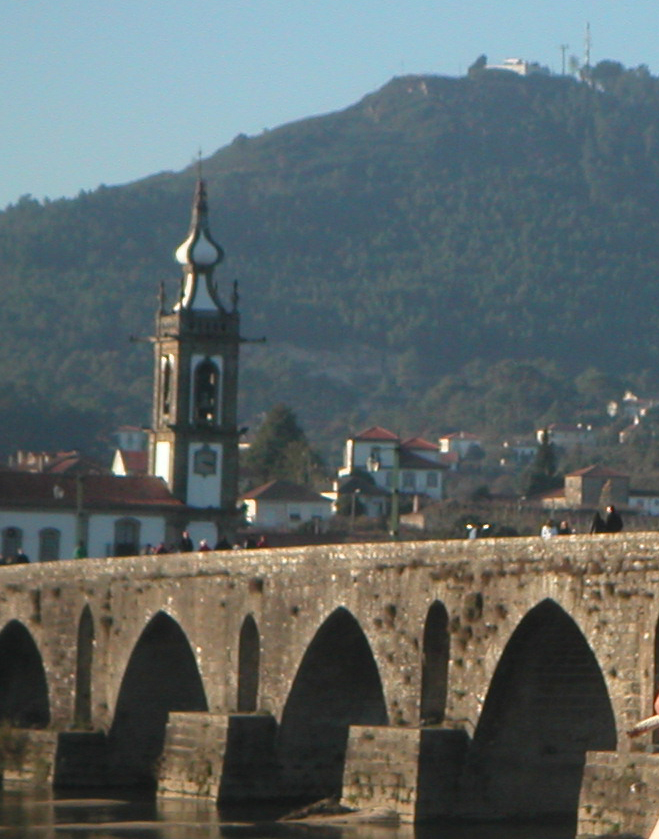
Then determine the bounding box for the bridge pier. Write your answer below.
[341,725,469,822]
[0,729,58,786]
[158,712,278,804]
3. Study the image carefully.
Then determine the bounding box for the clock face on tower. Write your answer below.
[193,444,217,477]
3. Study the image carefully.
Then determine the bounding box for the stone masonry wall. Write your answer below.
[0,533,657,822]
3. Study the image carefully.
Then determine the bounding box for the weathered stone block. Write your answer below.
[158,711,278,803]
[341,725,468,822]
[1,729,58,785]
[578,750,659,837]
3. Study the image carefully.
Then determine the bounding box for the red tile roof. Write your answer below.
[399,450,447,470]
[242,479,330,503]
[566,465,628,479]
[353,426,399,442]
[0,473,182,510]
[440,431,480,440]
[401,436,437,451]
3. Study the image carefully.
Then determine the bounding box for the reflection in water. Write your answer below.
[0,787,575,839]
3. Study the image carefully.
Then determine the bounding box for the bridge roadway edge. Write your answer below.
[0,534,656,831]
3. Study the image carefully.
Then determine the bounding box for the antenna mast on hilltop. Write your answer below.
[560,43,569,75]
[584,22,592,69]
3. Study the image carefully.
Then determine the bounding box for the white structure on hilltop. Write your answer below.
[487,58,550,76]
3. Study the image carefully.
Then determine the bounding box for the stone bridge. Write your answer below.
[0,534,658,834]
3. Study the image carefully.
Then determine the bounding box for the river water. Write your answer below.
[0,787,577,839]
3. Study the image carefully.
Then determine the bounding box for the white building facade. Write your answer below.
[339,426,446,502]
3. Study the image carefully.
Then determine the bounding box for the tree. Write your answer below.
[521,429,562,496]
[244,404,324,485]
[468,54,487,78]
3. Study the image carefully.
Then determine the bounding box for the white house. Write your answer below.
[339,426,446,502]
[438,431,483,460]
[241,480,333,531]
[487,58,550,76]
[0,472,184,562]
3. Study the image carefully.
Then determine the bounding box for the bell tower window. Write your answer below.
[194,358,220,425]
[161,356,173,417]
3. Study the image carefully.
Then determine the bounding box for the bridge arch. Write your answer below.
[107,609,208,787]
[237,614,259,712]
[461,597,616,819]
[420,599,449,725]
[277,605,388,802]
[74,604,94,727]
[0,619,50,727]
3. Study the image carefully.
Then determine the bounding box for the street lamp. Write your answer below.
[350,488,361,532]
[389,443,400,540]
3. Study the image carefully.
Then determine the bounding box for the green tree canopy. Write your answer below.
[245,404,324,485]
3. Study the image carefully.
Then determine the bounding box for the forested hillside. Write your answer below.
[2,61,659,461]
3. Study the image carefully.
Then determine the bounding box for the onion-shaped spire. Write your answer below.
[174,180,225,310]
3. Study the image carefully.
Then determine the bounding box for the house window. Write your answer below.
[2,527,22,560]
[368,446,382,469]
[114,518,141,557]
[39,528,60,562]
[402,471,416,489]
[289,508,301,522]
[385,471,393,487]
[426,472,438,488]
[194,358,220,424]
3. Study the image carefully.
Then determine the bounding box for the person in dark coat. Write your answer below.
[605,504,623,533]
[590,511,607,534]
[179,531,194,552]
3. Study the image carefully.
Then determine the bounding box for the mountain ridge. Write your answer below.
[2,64,659,459]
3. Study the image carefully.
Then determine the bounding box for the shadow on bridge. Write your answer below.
[106,610,208,788]
[275,606,389,803]
[458,598,617,819]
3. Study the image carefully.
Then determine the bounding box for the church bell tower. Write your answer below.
[148,179,240,524]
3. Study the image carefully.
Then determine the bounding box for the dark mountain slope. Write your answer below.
[2,66,659,456]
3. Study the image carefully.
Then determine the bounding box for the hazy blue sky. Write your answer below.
[2,0,658,209]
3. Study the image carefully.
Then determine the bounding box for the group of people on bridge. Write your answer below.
[541,505,623,538]
[140,531,270,556]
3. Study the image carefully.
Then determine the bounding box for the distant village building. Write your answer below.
[0,472,182,562]
[113,426,148,452]
[536,423,595,451]
[338,426,446,504]
[499,437,537,467]
[628,489,659,516]
[438,431,483,461]
[564,465,629,508]
[607,390,659,421]
[540,465,630,511]
[8,450,106,475]
[241,480,332,531]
